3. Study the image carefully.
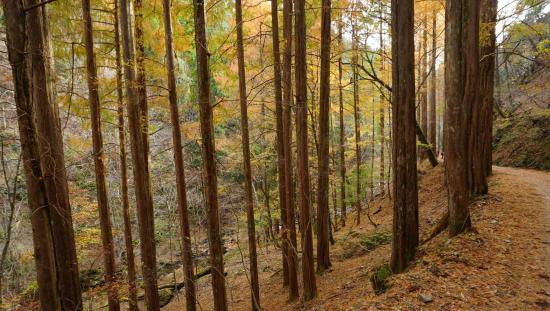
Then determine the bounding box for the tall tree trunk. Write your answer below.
[390,0,419,273]
[352,23,362,225]
[81,1,119,309]
[118,0,160,308]
[445,0,477,236]
[316,0,332,273]
[282,0,299,299]
[478,0,497,183]
[192,0,228,308]
[235,0,261,308]
[113,2,138,309]
[25,1,83,308]
[379,4,386,196]
[161,0,197,309]
[420,16,429,160]
[1,2,59,309]
[370,99,375,200]
[295,0,317,300]
[338,19,347,227]
[270,0,289,288]
[429,10,437,155]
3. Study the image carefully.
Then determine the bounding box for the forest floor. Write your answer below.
[160,164,550,310]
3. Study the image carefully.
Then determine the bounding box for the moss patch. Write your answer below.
[370,263,392,295]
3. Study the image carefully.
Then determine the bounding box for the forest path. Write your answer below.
[493,166,550,275]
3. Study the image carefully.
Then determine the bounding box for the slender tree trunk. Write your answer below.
[192,0,228,308]
[370,99,375,200]
[25,1,83,308]
[295,0,317,300]
[445,0,477,236]
[316,0,332,273]
[379,6,386,196]
[390,0,419,273]
[282,0,299,299]
[352,23,362,225]
[235,0,261,308]
[478,0,497,185]
[1,2,60,310]
[429,10,437,155]
[270,0,289,288]
[161,0,197,309]
[113,2,138,309]
[420,16,429,160]
[338,19,347,227]
[81,1,119,309]
[118,0,160,308]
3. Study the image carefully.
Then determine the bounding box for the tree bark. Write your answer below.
[235,0,261,308]
[1,3,59,309]
[161,0,197,309]
[379,3,386,196]
[118,0,160,308]
[295,0,317,300]
[25,1,83,308]
[81,1,119,309]
[390,0,419,273]
[113,2,138,308]
[338,18,347,227]
[316,0,332,273]
[282,0,299,299]
[478,0,497,185]
[352,22,362,225]
[429,10,437,155]
[420,16,429,160]
[444,0,477,237]
[192,0,228,308]
[270,0,289,288]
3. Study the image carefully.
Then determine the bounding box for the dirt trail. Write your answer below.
[493,166,550,273]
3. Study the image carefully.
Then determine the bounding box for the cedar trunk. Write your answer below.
[192,0,229,308]
[81,1,120,309]
[161,0,198,309]
[421,17,429,160]
[478,0,497,184]
[270,0,290,288]
[445,0,477,236]
[352,23,362,225]
[1,1,60,309]
[429,11,437,155]
[338,19,347,227]
[235,0,261,308]
[113,2,139,308]
[118,0,160,308]
[316,0,332,273]
[295,0,317,300]
[25,1,83,308]
[390,0,419,273]
[282,0,299,299]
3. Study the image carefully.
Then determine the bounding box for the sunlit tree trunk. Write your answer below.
[379,3,386,196]
[192,0,228,307]
[295,0,317,300]
[161,0,197,309]
[390,0,419,273]
[445,0,478,236]
[81,1,119,309]
[119,0,160,308]
[282,0,299,299]
[316,0,332,273]
[420,16,429,160]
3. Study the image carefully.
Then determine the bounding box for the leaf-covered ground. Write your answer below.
[162,164,550,310]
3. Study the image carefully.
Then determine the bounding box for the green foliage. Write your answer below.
[370,263,392,295]
[359,230,392,251]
